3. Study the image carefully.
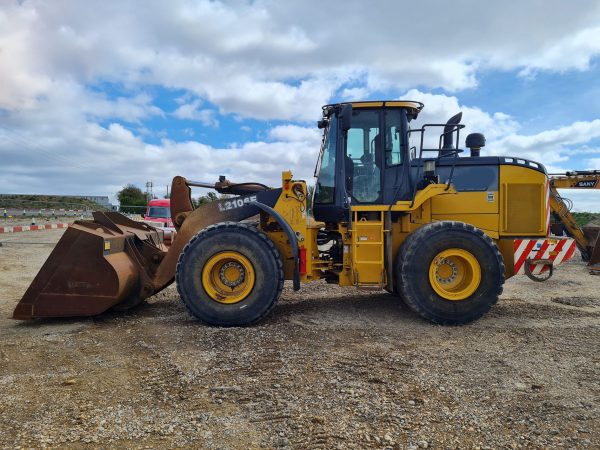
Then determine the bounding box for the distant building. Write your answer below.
[65,195,117,210]
[81,195,114,209]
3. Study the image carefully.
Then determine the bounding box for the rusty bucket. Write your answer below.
[13,212,168,319]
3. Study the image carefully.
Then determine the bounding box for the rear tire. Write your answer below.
[176,222,283,326]
[396,221,504,325]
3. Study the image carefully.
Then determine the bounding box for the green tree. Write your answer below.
[117,184,147,213]
[572,212,600,227]
[193,191,219,208]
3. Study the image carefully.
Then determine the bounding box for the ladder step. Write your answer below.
[356,284,385,290]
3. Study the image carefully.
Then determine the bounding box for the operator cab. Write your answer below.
[313,101,423,223]
[312,101,544,226]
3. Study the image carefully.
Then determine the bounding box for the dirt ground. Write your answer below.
[1,229,599,449]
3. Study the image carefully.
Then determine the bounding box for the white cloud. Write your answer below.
[1,0,600,215]
[405,89,520,143]
[555,190,600,213]
[2,1,600,120]
[88,93,164,123]
[0,119,320,201]
[517,26,600,77]
[268,125,320,143]
[491,120,600,171]
[339,87,370,101]
[172,100,219,127]
[498,120,600,151]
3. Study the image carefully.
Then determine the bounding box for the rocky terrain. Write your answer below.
[1,229,599,449]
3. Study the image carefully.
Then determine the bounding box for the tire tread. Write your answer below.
[398,221,505,325]
[175,222,284,326]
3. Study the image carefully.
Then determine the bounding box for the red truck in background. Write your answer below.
[143,198,176,246]
[144,199,174,228]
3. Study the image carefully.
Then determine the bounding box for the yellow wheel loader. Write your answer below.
[13,101,578,325]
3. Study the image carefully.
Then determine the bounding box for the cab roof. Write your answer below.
[148,199,170,206]
[322,100,424,118]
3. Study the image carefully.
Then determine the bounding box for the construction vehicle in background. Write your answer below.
[549,170,600,274]
[13,101,586,326]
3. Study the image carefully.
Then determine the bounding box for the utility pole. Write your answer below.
[145,181,153,202]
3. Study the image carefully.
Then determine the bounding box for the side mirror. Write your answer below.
[317,119,328,129]
[340,103,352,131]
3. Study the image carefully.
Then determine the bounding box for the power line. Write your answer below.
[0,127,100,172]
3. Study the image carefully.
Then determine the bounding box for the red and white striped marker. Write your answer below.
[0,223,70,234]
[514,237,577,275]
[545,179,551,235]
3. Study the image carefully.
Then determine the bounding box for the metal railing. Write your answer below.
[407,123,465,206]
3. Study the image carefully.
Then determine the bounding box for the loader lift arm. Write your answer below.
[549,171,600,266]
[12,174,288,319]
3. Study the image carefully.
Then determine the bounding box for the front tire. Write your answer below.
[176,222,284,326]
[397,221,504,325]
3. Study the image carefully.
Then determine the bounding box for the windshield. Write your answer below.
[147,206,170,218]
[314,115,337,204]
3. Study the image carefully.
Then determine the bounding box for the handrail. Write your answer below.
[407,122,465,207]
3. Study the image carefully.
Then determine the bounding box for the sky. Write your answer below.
[1,0,600,211]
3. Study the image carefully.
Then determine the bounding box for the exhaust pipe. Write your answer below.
[440,112,462,157]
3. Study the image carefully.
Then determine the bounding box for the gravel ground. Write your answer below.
[1,229,599,449]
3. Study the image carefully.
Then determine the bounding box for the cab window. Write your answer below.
[385,109,403,166]
[314,116,337,204]
[346,109,381,203]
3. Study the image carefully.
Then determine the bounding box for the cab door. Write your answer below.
[381,108,412,204]
[345,108,383,204]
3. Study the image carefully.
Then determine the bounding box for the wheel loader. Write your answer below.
[13,101,581,326]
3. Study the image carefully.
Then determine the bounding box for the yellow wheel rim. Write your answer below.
[202,251,255,304]
[428,248,481,301]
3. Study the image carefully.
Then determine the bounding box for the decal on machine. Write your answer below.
[217,195,258,212]
[575,180,597,188]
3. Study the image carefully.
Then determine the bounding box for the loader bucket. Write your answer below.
[12,212,168,320]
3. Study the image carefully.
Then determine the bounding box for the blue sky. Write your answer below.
[1,0,600,210]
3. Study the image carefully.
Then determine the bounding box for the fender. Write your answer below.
[250,201,301,291]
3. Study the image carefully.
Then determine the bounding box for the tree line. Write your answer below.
[116,184,224,213]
